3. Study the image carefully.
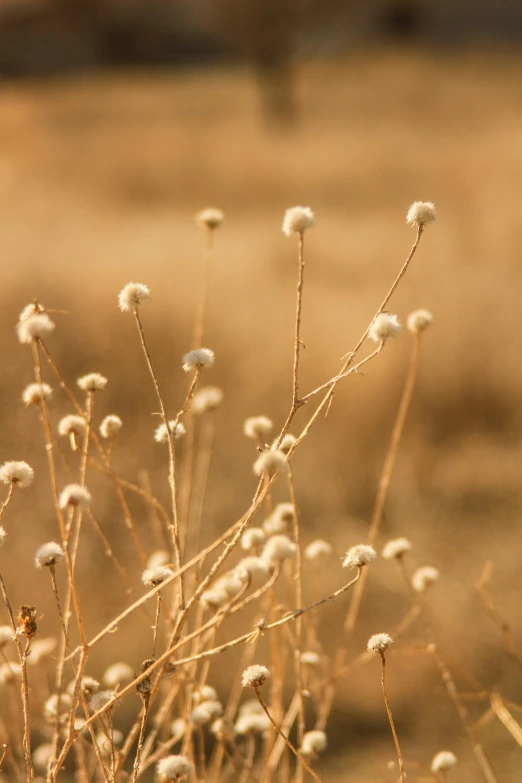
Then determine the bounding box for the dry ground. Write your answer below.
[0,49,522,780]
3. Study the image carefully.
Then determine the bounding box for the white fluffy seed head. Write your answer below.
[118,282,151,312]
[33,743,53,769]
[240,527,266,551]
[241,664,270,688]
[305,540,332,561]
[211,717,236,741]
[147,550,169,569]
[253,450,286,477]
[0,461,34,488]
[157,754,194,780]
[235,556,270,582]
[17,313,55,344]
[191,700,223,726]
[263,502,294,536]
[382,537,412,560]
[182,348,215,373]
[34,542,64,568]
[282,206,315,237]
[27,637,57,665]
[194,685,218,704]
[235,712,270,735]
[59,484,91,510]
[141,566,174,587]
[99,415,123,438]
[0,527,5,547]
[368,312,401,344]
[343,544,377,569]
[407,201,436,227]
[431,751,457,773]
[199,586,229,612]
[77,373,107,392]
[155,421,186,443]
[0,662,21,684]
[191,386,223,415]
[412,566,440,593]
[407,308,433,334]
[0,626,14,647]
[22,383,52,406]
[274,434,296,454]
[196,207,224,230]
[44,693,72,718]
[244,416,273,440]
[367,633,393,653]
[301,730,327,756]
[58,415,87,439]
[262,535,297,564]
[103,662,135,689]
[300,651,321,666]
[90,690,116,712]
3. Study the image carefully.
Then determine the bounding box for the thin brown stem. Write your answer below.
[379,652,405,783]
[293,231,306,407]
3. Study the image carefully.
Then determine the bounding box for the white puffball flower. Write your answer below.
[22,383,52,406]
[33,743,53,769]
[147,550,169,569]
[0,662,21,685]
[200,586,229,612]
[58,415,87,439]
[196,207,224,230]
[407,201,436,227]
[431,751,458,773]
[0,460,34,488]
[368,312,401,344]
[241,664,270,688]
[262,534,297,564]
[100,415,123,439]
[244,416,273,440]
[157,754,194,781]
[182,348,215,373]
[17,313,55,344]
[59,484,91,510]
[211,717,236,741]
[97,729,123,757]
[412,566,440,593]
[0,527,5,547]
[273,433,296,454]
[118,282,151,312]
[90,690,117,712]
[191,700,223,726]
[301,730,327,756]
[27,637,57,665]
[367,633,393,654]
[234,556,270,582]
[305,540,332,561]
[103,662,135,689]
[264,502,294,536]
[194,685,218,704]
[253,449,286,477]
[235,712,270,735]
[343,544,377,569]
[300,651,321,666]
[382,537,412,561]
[34,542,64,569]
[155,421,186,443]
[44,693,72,718]
[282,206,315,237]
[241,527,266,551]
[407,308,433,334]
[141,566,174,587]
[0,626,14,647]
[77,373,107,392]
[191,386,223,415]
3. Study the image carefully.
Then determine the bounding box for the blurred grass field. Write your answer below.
[1,49,522,780]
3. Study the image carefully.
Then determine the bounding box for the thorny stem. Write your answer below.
[379,652,406,783]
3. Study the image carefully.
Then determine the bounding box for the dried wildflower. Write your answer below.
[118,282,151,312]
[262,534,297,564]
[407,201,436,227]
[99,414,123,438]
[253,449,286,477]
[191,386,223,415]
[154,420,186,443]
[369,312,401,344]
[182,348,215,372]
[103,662,134,689]
[235,556,270,582]
[274,433,296,454]
[59,484,91,510]
[69,676,99,698]
[431,751,457,773]
[77,373,107,392]
[196,207,224,230]
[34,542,64,568]
[244,415,273,440]
[301,730,327,756]
[157,754,194,780]
[17,313,55,344]
[44,693,72,718]
[33,743,53,769]
[282,206,315,236]
[407,308,433,334]
[22,382,52,406]
[141,565,174,587]
[58,415,87,450]
[27,637,57,664]
[18,605,37,639]
[241,527,266,551]
[0,662,22,684]
[211,717,235,741]
[241,664,270,688]
[19,302,43,321]
[305,540,332,560]
[148,550,169,569]
[367,633,393,654]
[382,537,412,560]
[343,544,377,568]
[412,566,440,593]
[0,626,14,647]
[301,651,321,666]
[194,685,218,704]
[0,460,34,488]
[137,658,154,698]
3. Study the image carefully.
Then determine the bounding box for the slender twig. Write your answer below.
[378,651,405,783]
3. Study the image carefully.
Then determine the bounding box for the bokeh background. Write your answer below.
[1,1,522,781]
